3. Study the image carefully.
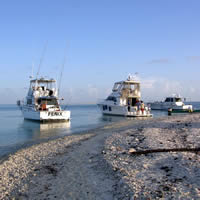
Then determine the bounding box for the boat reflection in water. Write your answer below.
[101,114,150,123]
[18,120,71,141]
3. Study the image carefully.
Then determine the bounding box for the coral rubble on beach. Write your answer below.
[0,114,200,199]
[104,115,200,199]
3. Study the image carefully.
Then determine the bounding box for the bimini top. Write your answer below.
[30,78,56,83]
[114,80,140,85]
[114,74,140,85]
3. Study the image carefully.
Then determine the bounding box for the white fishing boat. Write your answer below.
[148,94,193,111]
[17,78,70,122]
[98,75,152,117]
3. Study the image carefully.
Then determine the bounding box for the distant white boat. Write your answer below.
[148,95,193,111]
[17,78,70,122]
[98,75,152,117]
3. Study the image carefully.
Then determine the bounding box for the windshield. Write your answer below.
[112,83,121,91]
[175,98,182,102]
[106,96,117,102]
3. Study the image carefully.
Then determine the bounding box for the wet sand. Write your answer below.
[0,114,200,199]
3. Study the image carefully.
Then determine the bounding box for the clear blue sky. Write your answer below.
[1,0,200,104]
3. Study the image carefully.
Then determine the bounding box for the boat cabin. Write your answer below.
[37,97,59,110]
[37,97,58,106]
[163,96,185,107]
[109,80,141,106]
[164,97,183,103]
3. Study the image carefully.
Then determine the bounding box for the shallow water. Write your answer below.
[0,103,199,158]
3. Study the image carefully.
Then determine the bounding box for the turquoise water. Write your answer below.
[0,103,199,158]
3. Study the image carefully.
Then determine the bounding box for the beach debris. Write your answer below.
[44,165,57,176]
[116,146,122,151]
[128,148,136,154]
[101,150,106,154]
[113,167,118,172]
[160,166,172,173]
[110,146,116,151]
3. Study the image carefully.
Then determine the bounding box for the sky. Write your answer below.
[0,0,200,104]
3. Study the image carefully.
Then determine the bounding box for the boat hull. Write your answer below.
[149,103,193,111]
[171,109,200,113]
[22,107,70,121]
[98,104,152,117]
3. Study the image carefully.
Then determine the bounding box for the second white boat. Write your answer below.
[148,95,193,111]
[98,75,152,117]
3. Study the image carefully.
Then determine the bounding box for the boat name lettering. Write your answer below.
[48,112,62,116]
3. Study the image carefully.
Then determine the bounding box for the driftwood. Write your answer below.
[129,147,200,155]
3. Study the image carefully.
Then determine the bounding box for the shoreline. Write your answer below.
[0,114,200,199]
[0,115,155,162]
[0,121,107,164]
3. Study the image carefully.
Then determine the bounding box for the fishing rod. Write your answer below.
[64,94,72,110]
[29,61,34,79]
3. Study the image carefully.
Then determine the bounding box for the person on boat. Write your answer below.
[141,101,145,114]
[135,99,141,110]
[127,99,131,112]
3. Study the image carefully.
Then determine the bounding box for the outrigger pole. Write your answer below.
[58,44,68,96]
[36,41,48,80]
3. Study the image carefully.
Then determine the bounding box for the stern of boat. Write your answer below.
[40,110,71,121]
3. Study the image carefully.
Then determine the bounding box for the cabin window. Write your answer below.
[106,96,117,102]
[130,85,135,90]
[165,98,171,102]
[123,84,130,89]
[109,106,112,111]
[112,83,121,91]
[175,98,182,102]
[103,105,108,110]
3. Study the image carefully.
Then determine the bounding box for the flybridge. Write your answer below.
[112,79,141,99]
[28,77,58,99]
[114,80,140,85]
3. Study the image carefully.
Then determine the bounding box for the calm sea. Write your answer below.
[0,102,200,158]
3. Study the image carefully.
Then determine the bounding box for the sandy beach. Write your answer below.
[1,114,200,199]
